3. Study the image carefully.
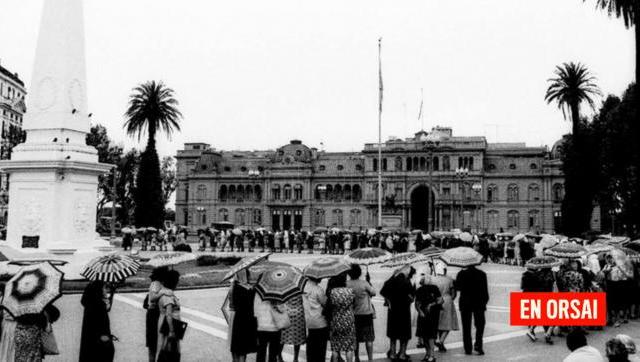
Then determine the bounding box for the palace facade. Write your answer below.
[175,127,566,234]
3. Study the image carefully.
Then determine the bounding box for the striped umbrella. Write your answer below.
[440,247,483,267]
[304,257,350,279]
[255,265,306,303]
[381,252,428,268]
[544,243,587,259]
[2,262,63,317]
[524,256,562,269]
[418,246,445,258]
[80,254,140,283]
[222,253,271,282]
[344,247,392,266]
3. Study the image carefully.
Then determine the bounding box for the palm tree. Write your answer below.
[545,62,602,136]
[124,81,182,228]
[587,0,639,83]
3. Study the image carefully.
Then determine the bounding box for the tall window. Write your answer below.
[528,210,540,230]
[507,210,519,229]
[349,209,362,226]
[283,184,292,200]
[315,185,324,200]
[272,185,281,200]
[488,210,499,232]
[394,157,403,171]
[433,157,439,171]
[553,183,564,202]
[406,157,412,171]
[373,158,378,171]
[528,184,540,201]
[314,209,325,226]
[254,185,262,201]
[487,184,498,203]
[442,155,450,171]
[196,185,207,200]
[237,185,244,201]
[199,210,207,225]
[253,209,262,225]
[344,185,352,201]
[229,185,236,199]
[333,209,344,227]
[219,208,229,222]
[382,158,388,171]
[420,157,426,171]
[294,184,303,200]
[326,185,334,200]
[218,185,227,201]
[507,184,519,202]
[235,209,246,225]
[245,185,254,200]
[334,185,343,201]
[352,185,362,201]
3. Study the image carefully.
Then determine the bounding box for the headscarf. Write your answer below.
[616,334,637,354]
[81,280,109,311]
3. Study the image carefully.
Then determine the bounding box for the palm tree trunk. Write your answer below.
[146,122,156,151]
[570,102,580,137]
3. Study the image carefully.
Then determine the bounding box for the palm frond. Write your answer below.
[545,61,602,124]
[589,0,636,27]
[123,81,183,143]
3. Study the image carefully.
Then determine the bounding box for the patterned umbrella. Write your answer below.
[146,252,197,267]
[344,247,392,266]
[418,246,445,258]
[3,262,63,317]
[255,266,306,303]
[246,261,292,284]
[540,234,559,249]
[459,232,473,242]
[221,290,232,325]
[439,247,483,267]
[80,254,141,282]
[544,243,587,259]
[585,242,614,255]
[304,257,351,279]
[381,252,428,268]
[524,256,562,269]
[222,252,271,281]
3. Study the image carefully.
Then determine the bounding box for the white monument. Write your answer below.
[0,0,112,254]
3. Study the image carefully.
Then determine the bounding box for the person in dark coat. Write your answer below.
[455,265,489,356]
[79,280,114,362]
[380,267,416,361]
[230,280,258,362]
[521,267,555,344]
[122,233,133,251]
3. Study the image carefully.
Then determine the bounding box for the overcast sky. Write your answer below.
[0,0,634,158]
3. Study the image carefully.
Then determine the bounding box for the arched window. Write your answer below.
[254,185,262,201]
[507,184,519,202]
[487,184,498,203]
[334,184,343,201]
[382,158,388,171]
[488,210,499,232]
[283,184,292,200]
[433,157,439,171]
[237,185,244,201]
[530,163,538,170]
[469,157,474,170]
[413,157,419,171]
[235,209,246,225]
[218,185,227,201]
[294,184,303,200]
[344,185,352,201]
[553,183,564,202]
[442,155,450,171]
[420,157,426,171]
[394,157,403,171]
[528,184,540,201]
[245,185,254,200]
[507,210,519,229]
[272,184,281,200]
[229,185,236,200]
[458,157,463,168]
[406,157,412,171]
[333,209,344,227]
[372,158,378,171]
[315,185,324,200]
[314,209,325,226]
[349,209,362,226]
[326,185,334,200]
[219,208,229,222]
[528,210,540,230]
[253,209,262,225]
[196,185,207,200]
[352,185,362,201]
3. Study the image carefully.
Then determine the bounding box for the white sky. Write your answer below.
[0,0,634,158]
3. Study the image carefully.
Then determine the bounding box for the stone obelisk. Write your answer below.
[0,0,112,253]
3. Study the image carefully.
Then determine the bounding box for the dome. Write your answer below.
[550,138,566,159]
[272,140,313,163]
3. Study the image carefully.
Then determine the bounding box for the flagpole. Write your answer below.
[377,37,383,229]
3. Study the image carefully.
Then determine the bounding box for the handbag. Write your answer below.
[160,317,188,340]
[271,307,291,330]
[42,323,59,355]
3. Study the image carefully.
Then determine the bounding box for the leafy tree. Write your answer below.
[161,156,177,207]
[86,124,123,214]
[1,123,26,160]
[124,81,182,228]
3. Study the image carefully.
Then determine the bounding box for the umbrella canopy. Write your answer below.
[544,243,587,259]
[411,229,423,235]
[330,227,341,233]
[540,234,559,249]
[381,252,428,268]
[625,240,640,252]
[459,232,473,242]
[80,254,141,283]
[255,266,306,303]
[231,228,243,236]
[146,252,197,267]
[513,233,527,242]
[304,257,350,279]
[366,228,378,236]
[585,242,614,255]
[121,227,135,234]
[314,227,328,234]
[223,253,271,281]
[255,227,267,232]
[344,247,392,266]
[146,227,158,233]
[616,246,640,261]
[418,246,445,258]
[440,247,483,267]
[243,261,293,284]
[524,256,562,269]
[3,262,63,317]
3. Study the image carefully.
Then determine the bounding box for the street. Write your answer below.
[46,252,640,361]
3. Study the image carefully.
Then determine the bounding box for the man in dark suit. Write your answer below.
[455,264,489,355]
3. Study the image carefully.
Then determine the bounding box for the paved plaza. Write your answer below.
[45,252,640,362]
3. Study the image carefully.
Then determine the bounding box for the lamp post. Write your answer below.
[472,183,482,233]
[454,167,469,230]
[110,165,117,241]
[423,140,440,231]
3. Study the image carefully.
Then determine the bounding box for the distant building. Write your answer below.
[0,61,26,225]
[176,127,567,234]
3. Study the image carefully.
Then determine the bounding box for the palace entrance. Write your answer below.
[410,185,436,231]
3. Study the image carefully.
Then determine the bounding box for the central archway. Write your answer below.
[410,185,435,231]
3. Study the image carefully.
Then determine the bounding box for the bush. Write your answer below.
[196,255,241,267]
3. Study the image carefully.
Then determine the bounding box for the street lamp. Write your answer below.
[454,167,469,230]
[472,183,482,233]
[423,140,440,231]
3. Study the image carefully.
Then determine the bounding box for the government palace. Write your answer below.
[175,127,567,234]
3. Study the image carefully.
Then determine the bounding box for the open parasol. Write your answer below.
[146,252,197,267]
[439,247,483,267]
[304,257,350,279]
[381,252,428,268]
[616,246,640,261]
[459,232,473,243]
[255,265,306,303]
[222,252,271,282]
[524,256,562,269]
[544,243,587,259]
[585,242,614,255]
[231,228,243,236]
[539,234,559,249]
[2,262,63,317]
[121,227,135,234]
[344,247,392,266]
[146,227,158,233]
[314,227,329,234]
[80,254,141,283]
[625,240,640,252]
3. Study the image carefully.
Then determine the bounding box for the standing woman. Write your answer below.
[415,274,442,362]
[0,282,17,361]
[146,267,168,362]
[156,270,182,362]
[14,304,60,362]
[380,267,416,361]
[431,263,459,352]
[346,264,376,362]
[280,294,306,362]
[326,273,356,362]
[230,277,258,362]
[254,293,283,362]
[80,281,114,362]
